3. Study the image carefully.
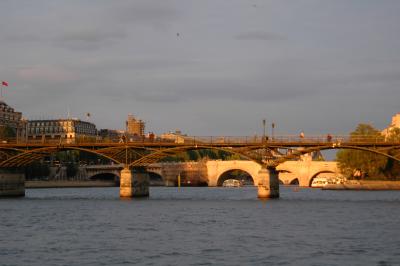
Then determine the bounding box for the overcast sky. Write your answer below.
[1,0,400,136]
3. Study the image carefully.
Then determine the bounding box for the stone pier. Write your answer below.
[120,168,149,198]
[257,167,280,199]
[0,168,25,197]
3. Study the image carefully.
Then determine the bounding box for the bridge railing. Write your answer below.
[162,135,390,145]
[0,135,395,145]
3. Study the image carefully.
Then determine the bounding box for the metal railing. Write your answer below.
[0,135,397,146]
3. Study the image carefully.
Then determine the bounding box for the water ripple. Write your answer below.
[1,187,400,265]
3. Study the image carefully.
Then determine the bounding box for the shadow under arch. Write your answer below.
[289,178,299,185]
[308,170,336,187]
[146,171,165,186]
[276,169,294,185]
[89,172,120,182]
[0,146,123,167]
[216,168,254,186]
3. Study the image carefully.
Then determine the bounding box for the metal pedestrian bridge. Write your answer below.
[0,135,399,168]
[0,135,399,199]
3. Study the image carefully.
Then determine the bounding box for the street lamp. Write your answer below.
[262,119,266,142]
[271,122,275,140]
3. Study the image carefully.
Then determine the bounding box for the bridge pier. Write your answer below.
[0,168,25,197]
[120,168,149,198]
[257,167,279,199]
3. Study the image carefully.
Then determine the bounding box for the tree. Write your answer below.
[0,125,16,139]
[383,128,400,180]
[336,124,387,179]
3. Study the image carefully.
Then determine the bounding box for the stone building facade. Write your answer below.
[382,113,400,137]
[99,129,124,142]
[126,114,145,137]
[0,101,26,141]
[27,119,97,143]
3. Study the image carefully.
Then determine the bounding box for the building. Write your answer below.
[99,129,124,142]
[382,113,400,137]
[0,101,26,141]
[126,114,145,137]
[160,130,187,144]
[27,118,97,143]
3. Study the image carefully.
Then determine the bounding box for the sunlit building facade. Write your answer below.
[126,114,145,137]
[160,130,187,144]
[382,113,400,137]
[27,119,97,143]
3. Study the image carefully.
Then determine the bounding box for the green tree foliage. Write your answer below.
[383,128,400,179]
[160,148,244,162]
[0,125,16,139]
[336,124,387,179]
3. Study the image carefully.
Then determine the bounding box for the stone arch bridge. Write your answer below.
[146,159,340,187]
[36,159,340,187]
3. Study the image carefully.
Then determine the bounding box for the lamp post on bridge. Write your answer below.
[271,122,275,141]
[262,119,266,142]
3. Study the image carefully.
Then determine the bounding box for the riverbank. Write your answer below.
[323,180,400,190]
[26,180,117,188]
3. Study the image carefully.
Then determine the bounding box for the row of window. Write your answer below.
[0,114,20,121]
[30,134,96,139]
[0,107,15,112]
[29,121,94,127]
[28,127,97,135]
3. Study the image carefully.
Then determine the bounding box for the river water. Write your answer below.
[1,187,400,266]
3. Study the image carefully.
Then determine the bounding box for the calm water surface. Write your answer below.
[1,187,400,266]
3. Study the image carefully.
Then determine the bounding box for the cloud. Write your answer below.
[110,2,180,29]
[234,31,285,41]
[17,65,79,83]
[1,1,400,135]
[58,30,126,44]
[2,33,42,43]
[127,77,319,104]
[54,29,127,50]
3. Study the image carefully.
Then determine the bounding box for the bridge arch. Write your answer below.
[276,169,296,185]
[216,169,254,186]
[308,170,336,187]
[89,172,120,183]
[128,145,265,168]
[206,160,262,186]
[146,170,165,186]
[0,146,123,167]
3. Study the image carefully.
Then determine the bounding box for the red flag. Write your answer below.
[1,81,8,86]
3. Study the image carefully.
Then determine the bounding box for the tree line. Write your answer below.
[336,124,400,180]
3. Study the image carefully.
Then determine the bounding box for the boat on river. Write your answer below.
[222,179,243,187]
[311,176,345,188]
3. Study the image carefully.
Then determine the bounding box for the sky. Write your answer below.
[1,0,400,136]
